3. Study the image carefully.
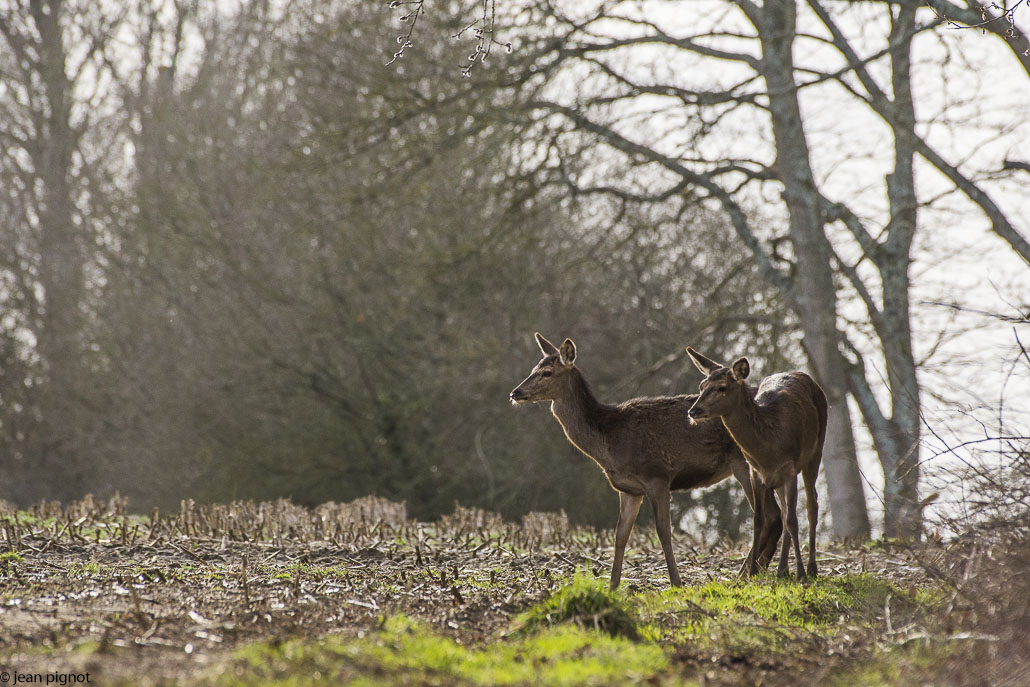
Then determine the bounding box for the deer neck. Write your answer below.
[550,369,613,471]
[719,389,769,466]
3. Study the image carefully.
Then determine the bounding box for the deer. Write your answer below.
[509,333,782,589]
[684,347,826,579]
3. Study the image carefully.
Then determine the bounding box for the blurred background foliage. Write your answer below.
[0,0,795,534]
[6,0,1025,540]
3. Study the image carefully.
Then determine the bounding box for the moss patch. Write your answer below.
[209,615,681,687]
[510,570,639,639]
[632,574,917,658]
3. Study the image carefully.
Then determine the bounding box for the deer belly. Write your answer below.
[751,461,796,488]
[671,466,727,491]
[606,473,645,495]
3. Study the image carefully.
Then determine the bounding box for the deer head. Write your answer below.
[509,333,578,405]
[685,346,751,423]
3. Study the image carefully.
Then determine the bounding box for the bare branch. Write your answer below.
[925,0,1030,80]
[912,136,1030,265]
[385,0,425,66]
[809,0,1030,266]
[920,300,1030,323]
[526,99,795,301]
[1002,158,1030,174]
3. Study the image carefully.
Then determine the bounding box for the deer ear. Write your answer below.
[535,332,558,356]
[559,338,577,366]
[731,357,751,381]
[686,346,720,375]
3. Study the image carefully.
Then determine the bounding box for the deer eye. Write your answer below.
[716,386,728,393]
[540,370,553,378]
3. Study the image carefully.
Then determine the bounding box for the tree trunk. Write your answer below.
[805,0,925,539]
[749,0,871,539]
[877,1,922,538]
[31,0,87,502]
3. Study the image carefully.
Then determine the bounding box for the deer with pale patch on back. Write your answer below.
[509,333,782,589]
[685,347,827,580]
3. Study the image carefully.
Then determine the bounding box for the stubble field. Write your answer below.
[1,494,1027,686]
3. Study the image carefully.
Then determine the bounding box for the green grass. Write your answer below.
[826,640,955,687]
[209,615,682,687]
[67,561,103,577]
[631,573,925,657]
[1,510,150,544]
[511,569,640,639]
[642,573,896,625]
[0,551,23,571]
[459,567,514,591]
[0,511,58,529]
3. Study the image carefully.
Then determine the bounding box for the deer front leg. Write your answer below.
[731,460,760,577]
[646,484,682,587]
[611,492,643,589]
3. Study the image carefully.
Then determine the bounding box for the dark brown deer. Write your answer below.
[685,347,826,579]
[509,333,782,588]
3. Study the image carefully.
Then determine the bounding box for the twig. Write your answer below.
[1014,327,1030,368]
[241,552,251,605]
[385,0,424,66]
[169,540,213,567]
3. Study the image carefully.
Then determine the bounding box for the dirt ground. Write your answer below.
[0,495,1013,685]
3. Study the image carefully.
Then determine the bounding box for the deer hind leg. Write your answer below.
[731,461,761,577]
[745,470,781,577]
[802,461,820,578]
[611,492,643,589]
[775,484,791,578]
[739,474,762,578]
[647,484,682,587]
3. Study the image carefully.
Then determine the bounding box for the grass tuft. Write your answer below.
[0,550,23,571]
[511,569,640,639]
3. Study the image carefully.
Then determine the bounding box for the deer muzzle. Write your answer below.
[686,405,709,423]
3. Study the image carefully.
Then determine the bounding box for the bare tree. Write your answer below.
[468,0,1029,538]
[0,0,810,531]
[77,0,797,526]
[489,0,871,538]
[0,0,126,501]
[805,0,1028,534]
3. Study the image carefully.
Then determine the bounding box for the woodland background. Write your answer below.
[0,0,1027,541]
